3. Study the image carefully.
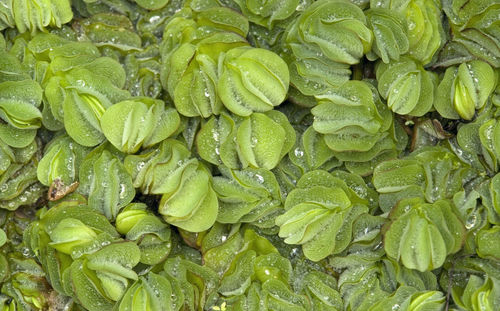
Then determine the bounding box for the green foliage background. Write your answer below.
[0,0,499,310]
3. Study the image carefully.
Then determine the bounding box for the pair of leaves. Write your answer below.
[435,60,496,120]
[0,79,42,148]
[100,97,180,154]
[68,242,141,310]
[213,166,283,227]
[124,140,219,232]
[160,5,250,118]
[117,272,183,311]
[373,146,474,211]
[284,0,371,95]
[276,170,370,261]
[376,57,436,116]
[78,144,135,221]
[196,110,295,170]
[288,0,372,66]
[383,198,465,272]
[366,8,409,63]
[312,80,400,163]
[44,56,130,146]
[233,0,299,30]
[115,203,172,265]
[372,0,445,65]
[0,0,73,34]
[218,46,289,116]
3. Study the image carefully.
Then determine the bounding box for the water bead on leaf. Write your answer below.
[288,126,342,173]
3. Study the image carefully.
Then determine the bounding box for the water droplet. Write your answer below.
[136,161,146,171]
[465,213,477,229]
[255,174,264,183]
[119,184,127,199]
[211,129,220,142]
[294,148,304,157]
[149,15,160,23]
[251,136,258,147]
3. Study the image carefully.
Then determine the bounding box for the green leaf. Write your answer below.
[48,218,98,255]
[37,134,90,187]
[366,9,409,63]
[0,228,6,247]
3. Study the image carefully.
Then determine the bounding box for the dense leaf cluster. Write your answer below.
[0,0,500,310]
